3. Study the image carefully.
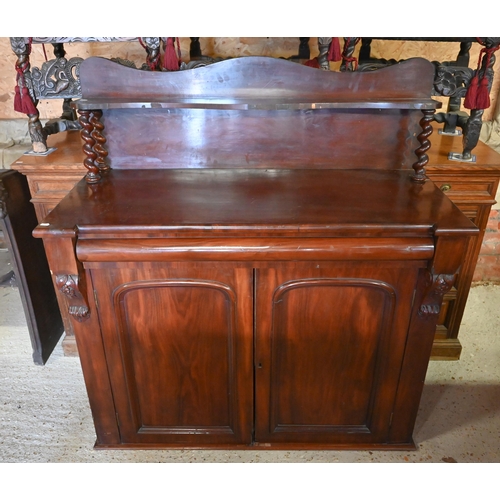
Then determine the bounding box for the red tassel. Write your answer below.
[20,87,37,115]
[14,85,23,113]
[476,77,491,109]
[463,74,479,109]
[13,38,37,115]
[328,38,342,62]
[304,57,320,68]
[164,37,179,71]
[464,39,500,110]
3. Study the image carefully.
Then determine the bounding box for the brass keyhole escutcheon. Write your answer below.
[440,183,451,192]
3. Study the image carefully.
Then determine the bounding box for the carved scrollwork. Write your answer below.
[432,63,474,98]
[55,274,90,322]
[56,274,79,298]
[31,57,83,99]
[418,272,455,319]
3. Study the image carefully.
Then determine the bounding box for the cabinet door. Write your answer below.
[90,263,253,446]
[254,263,420,446]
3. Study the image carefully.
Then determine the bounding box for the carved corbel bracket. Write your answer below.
[418,272,455,319]
[55,274,90,322]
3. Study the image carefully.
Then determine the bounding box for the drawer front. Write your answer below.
[428,177,497,203]
[455,204,481,224]
[28,175,83,199]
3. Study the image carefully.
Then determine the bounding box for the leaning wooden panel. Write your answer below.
[0,170,64,365]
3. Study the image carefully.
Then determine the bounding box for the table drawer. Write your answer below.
[454,204,481,223]
[28,176,83,199]
[429,177,497,202]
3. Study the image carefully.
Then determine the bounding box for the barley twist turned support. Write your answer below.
[89,110,109,174]
[412,109,434,183]
[78,109,101,183]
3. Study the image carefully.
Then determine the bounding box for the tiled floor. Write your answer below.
[0,276,499,464]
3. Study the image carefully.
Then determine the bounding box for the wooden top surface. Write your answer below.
[427,134,500,172]
[35,168,477,240]
[10,132,85,173]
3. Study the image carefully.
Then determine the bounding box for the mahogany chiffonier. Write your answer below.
[34,56,476,449]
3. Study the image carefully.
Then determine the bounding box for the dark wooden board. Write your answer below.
[0,170,64,365]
